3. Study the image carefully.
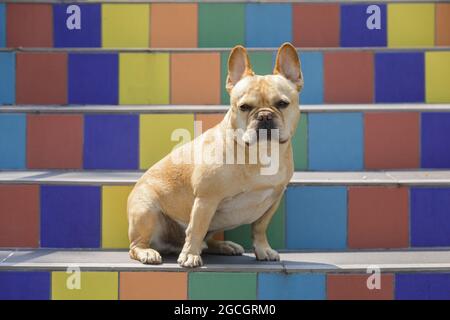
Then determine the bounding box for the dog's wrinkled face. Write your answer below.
[226,43,303,145]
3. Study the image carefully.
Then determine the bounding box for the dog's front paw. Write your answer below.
[133,248,162,264]
[254,246,280,261]
[177,252,203,268]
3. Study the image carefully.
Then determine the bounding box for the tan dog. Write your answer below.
[127,43,303,268]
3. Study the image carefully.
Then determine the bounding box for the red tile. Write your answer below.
[436,4,450,46]
[348,187,409,249]
[327,274,394,300]
[6,4,53,47]
[27,114,83,169]
[16,53,67,105]
[365,113,419,169]
[293,4,340,47]
[324,52,374,103]
[0,185,39,247]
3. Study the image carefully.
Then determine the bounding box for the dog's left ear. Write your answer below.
[273,43,304,92]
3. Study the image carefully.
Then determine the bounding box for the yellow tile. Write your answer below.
[426,52,450,103]
[140,114,194,169]
[388,4,435,47]
[119,53,169,104]
[102,185,133,249]
[102,4,149,48]
[52,272,118,300]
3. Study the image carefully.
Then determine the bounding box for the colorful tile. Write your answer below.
[292,114,308,170]
[327,274,394,300]
[189,272,257,300]
[0,185,39,247]
[425,52,450,103]
[436,4,450,46]
[68,53,118,104]
[0,4,5,46]
[6,4,52,47]
[16,53,67,105]
[119,53,169,104]
[375,52,424,103]
[292,4,340,47]
[286,186,347,250]
[84,114,139,170]
[220,51,231,105]
[120,272,187,300]
[150,3,197,48]
[324,52,374,103]
[0,114,26,169]
[52,272,118,300]
[308,113,363,170]
[365,113,420,169]
[198,3,244,48]
[0,52,15,104]
[170,53,221,104]
[102,4,149,48]
[348,187,409,249]
[387,4,435,47]
[40,185,101,248]
[298,52,323,104]
[102,186,133,249]
[259,273,326,300]
[27,114,83,169]
[140,114,194,169]
[195,113,224,137]
[53,4,101,47]
[396,274,450,300]
[246,4,292,47]
[0,272,50,300]
[411,188,450,247]
[421,113,450,169]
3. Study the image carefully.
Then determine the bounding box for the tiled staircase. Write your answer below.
[1,1,450,300]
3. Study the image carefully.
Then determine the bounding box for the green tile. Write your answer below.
[225,196,286,250]
[189,272,257,300]
[198,4,245,48]
[292,114,308,170]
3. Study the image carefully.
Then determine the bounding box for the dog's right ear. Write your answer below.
[226,45,254,93]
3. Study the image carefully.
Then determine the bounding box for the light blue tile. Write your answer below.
[299,52,323,104]
[0,52,15,104]
[308,113,364,170]
[0,4,5,47]
[0,114,26,169]
[258,273,326,300]
[286,186,347,249]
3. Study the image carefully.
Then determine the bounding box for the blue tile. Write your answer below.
[299,52,323,104]
[411,188,450,247]
[84,114,138,169]
[0,3,5,47]
[0,114,25,169]
[41,185,101,248]
[53,4,101,47]
[375,52,424,103]
[308,113,363,170]
[258,273,326,300]
[246,4,292,47]
[286,186,347,249]
[421,113,450,169]
[0,272,50,300]
[68,53,118,104]
[340,4,386,47]
[396,274,450,300]
[0,52,15,104]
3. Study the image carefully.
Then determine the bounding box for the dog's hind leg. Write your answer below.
[205,233,244,256]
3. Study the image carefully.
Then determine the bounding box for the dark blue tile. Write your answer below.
[341,4,386,47]
[84,114,139,169]
[375,52,424,103]
[411,188,450,247]
[396,273,450,300]
[68,53,118,104]
[421,113,450,169]
[53,4,101,48]
[0,272,50,300]
[41,185,101,248]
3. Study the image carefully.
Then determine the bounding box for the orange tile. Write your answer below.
[348,187,409,249]
[436,4,450,46]
[195,113,224,136]
[119,272,187,300]
[150,4,197,48]
[170,53,221,104]
[213,232,224,241]
[327,274,394,300]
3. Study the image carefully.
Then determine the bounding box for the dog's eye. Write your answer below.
[239,104,252,112]
[275,100,289,109]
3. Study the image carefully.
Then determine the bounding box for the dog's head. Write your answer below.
[226,43,303,145]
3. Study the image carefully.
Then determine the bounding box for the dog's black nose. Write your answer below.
[257,111,273,122]
[256,111,276,132]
